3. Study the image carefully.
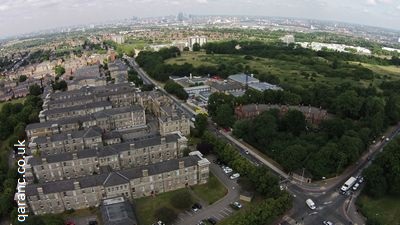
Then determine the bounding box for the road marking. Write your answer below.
[324,201,332,205]
[282,215,297,225]
[309,212,318,216]
[214,214,224,220]
[220,210,230,216]
[224,207,233,213]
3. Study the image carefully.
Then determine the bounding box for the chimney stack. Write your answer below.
[73,181,80,190]
[142,169,148,177]
[179,161,185,169]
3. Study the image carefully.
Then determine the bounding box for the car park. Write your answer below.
[230,173,240,179]
[323,221,333,225]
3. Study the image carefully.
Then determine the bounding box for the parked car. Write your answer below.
[197,221,206,225]
[88,220,98,225]
[244,150,249,155]
[207,217,217,225]
[223,166,233,174]
[230,173,240,179]
[323,221,333,225]
[193,203,202,209]
[352,183,360,191]
[231,201,242,209]
[358,176,364,183]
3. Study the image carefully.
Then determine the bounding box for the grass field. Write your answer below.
[0,97,26,111]
[165,52,400,89]
[192,173,228,204]
[357,195,400,225]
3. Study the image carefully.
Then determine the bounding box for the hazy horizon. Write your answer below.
[1,0,400,37]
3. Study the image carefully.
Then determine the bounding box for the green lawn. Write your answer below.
[358,195,400,225]
[134,173,227,225]
[134,188,195,225]
[192,173,228,204]
[0,97,26,111]
[165,51,400,90]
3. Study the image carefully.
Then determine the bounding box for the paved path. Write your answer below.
[174,162,240,225]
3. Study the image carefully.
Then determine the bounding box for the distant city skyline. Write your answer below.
[1,0,400,36]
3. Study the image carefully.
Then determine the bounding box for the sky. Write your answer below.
[0,0,400,36]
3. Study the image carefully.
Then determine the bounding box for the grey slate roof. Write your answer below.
[42,101,112,116]
[34,127,102,144]
[26,155,201,195]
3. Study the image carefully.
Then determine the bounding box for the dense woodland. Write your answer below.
[0,87,43,220]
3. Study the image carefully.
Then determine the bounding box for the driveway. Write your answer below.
[173,160,240,225]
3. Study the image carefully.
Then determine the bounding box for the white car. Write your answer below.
[230,173,240,179]
[223,167,233,174]
[352,183,360,191]
[323,221,333,225]
[232,201,242,209]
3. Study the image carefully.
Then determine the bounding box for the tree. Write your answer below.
[19,75,27,82]
[54,65,65,76]
[363,164,388,197]
[213,104,235,128]
[155,207,178,224]
[335,90,363,119]
[385,94,400,125]
[141,84,155,91]
[194,114,208,136]
[127,48,136,57]
[281,110,306,136]
[164,80,188,100]
[29,84,42,96]
[196,142,214,155]
[170,191,193,209]
[192,43,201,52]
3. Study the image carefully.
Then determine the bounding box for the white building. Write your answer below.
[188,36,207,50]
[184,85,211,96]
[111,35,125,44]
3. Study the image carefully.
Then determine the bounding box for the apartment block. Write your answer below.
[26,154,210,215]
[28,133,188,183]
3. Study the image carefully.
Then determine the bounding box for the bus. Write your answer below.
[340,176,357,193]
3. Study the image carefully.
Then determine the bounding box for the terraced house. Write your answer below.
[27,106,146,139]
[26,153,210,215]
[27,133,188,182]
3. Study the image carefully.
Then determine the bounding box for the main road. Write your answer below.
[125,56,400,225]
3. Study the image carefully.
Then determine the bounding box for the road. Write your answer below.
[125,57,400,225]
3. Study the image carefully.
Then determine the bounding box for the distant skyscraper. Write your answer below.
[177,12,185,21]
[188,36,207,51]
[111,35,125,44]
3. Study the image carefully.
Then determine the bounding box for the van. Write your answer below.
[306,199,316,210]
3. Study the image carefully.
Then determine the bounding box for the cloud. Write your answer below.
[366,0,393,5]
[0,4,9,11]
[397,4,400,9]
[196,0,208,3]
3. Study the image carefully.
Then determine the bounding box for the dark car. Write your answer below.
[193,203,202,209]
[207,217,217,225]
[88,221,98,225]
